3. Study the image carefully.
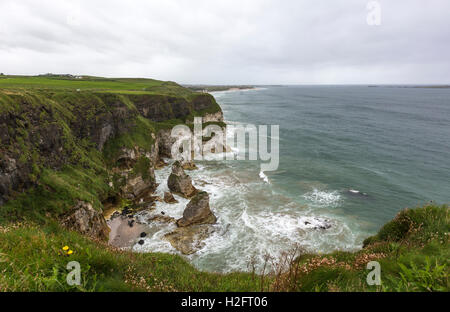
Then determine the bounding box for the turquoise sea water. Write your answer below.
[137,86,450,272]
[216,86,450,228]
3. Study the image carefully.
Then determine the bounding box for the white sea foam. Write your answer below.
[259,170,270,184]
[132,159,361,273]
[303,189,342,207]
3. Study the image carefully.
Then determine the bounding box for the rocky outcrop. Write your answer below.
[186,111,224,124]
[203,111,224,123]
[157,129,177,159]
[0,155,30,206]
[164,224,215,255]
[163,191,217,254]
[112,147,157,201]
[176,191,216,227]
[163,192,178,204]
[181,160,198,170]
[148,214,176,223]
[124,175,156,199]
[167,161,197,198]
[60,201,110,240]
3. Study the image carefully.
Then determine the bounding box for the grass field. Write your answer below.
[0,75,194,98]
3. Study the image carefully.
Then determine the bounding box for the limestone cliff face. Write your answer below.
[0,90,223,206]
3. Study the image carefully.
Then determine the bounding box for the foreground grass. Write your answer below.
[0,205,448,292]
[0,222,260,292]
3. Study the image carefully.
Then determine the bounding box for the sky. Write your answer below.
[0,0,449,84]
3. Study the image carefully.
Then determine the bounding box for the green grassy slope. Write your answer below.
[0,222,259,291]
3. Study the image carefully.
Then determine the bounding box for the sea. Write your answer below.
[134,85,450,273]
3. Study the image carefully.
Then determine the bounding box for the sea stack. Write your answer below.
[176,191,217,227]
[167,161,197,198]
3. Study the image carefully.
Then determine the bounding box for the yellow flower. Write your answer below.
[62,246,69,251]
[67,250,73,255]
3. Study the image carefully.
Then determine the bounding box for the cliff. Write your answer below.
[0,76,223,223]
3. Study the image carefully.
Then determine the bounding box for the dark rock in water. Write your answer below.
[314,219,332,230]
[140,232,147,238]
[346,189,369,198]
[302,217,332,230]
[161,211,165,215]
[138,239,145,245]
[128,219,135,227]
[167,161,197,198]
[176,191,216,227]
[163,191,178,204]
[59,201,110,241]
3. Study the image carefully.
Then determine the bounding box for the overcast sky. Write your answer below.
[0,0,449,84]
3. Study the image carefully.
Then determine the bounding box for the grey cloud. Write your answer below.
[0,0,449,84]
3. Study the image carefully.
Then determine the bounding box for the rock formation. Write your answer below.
[60,201,110,240]
[181,160,198,170]
[163,191,217,254]
[176,191,216,227]
[163,191,178,204]
[167,161,197,198]
[164,224,215,255]
[112,147,157,201]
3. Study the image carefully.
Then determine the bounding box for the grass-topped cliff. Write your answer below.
[0,75,448,292]
[0,75,222,220]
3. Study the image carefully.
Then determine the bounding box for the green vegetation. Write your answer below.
[0,165,110,224]
[0,75,192,98]
[0,223,259,291]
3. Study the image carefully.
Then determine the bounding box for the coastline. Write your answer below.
[0,77,448,291]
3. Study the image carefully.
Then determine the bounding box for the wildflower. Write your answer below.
[67,250,73,255]
[62,246,69,251]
